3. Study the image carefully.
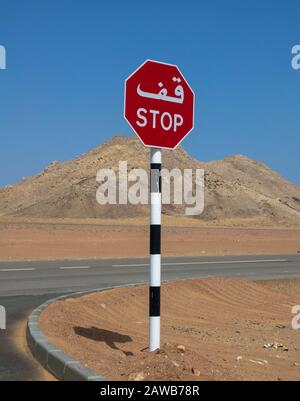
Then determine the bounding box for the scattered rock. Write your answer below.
[171,361,180,368]
[128,372,144,381]
[192,367,201,376]
[176,345,186,353]
[264,342,286,350]
[249,359,269,366]
[236,356,243,362]
[100,303,106,309]
[249,359,264,366]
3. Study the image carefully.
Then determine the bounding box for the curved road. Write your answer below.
[1,254,300,380]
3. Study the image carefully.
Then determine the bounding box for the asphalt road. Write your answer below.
[1,253,300,380]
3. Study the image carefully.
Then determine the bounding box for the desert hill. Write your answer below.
[0,135,300,226]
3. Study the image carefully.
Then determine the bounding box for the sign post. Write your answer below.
[124,59,195,351]
[149,147,161,351]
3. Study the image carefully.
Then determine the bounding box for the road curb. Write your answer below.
[26,288,120,381]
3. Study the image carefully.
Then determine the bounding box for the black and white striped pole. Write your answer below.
[149,147,161,351]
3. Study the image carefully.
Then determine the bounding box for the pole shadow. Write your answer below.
[74,326,134,356]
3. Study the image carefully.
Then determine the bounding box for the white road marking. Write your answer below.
[112,259,287,268]
[0,258,289,273]
[112,263,149,267]
[0,268,36,272]
[59,266,91,270]
[163,259,288,266]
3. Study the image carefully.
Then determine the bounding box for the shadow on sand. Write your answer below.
[74,326,134,356]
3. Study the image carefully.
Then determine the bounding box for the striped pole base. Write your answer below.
[149,148,161,352]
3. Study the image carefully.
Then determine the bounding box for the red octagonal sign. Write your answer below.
[124,60,195,150]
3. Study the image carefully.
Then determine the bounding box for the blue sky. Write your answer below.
[0,0,299,186]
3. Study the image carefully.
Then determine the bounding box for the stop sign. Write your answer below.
[124,60,195,149]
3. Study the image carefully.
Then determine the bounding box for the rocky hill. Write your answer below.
[0,135,300,226]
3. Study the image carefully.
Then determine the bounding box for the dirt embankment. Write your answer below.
[40,278,300,381]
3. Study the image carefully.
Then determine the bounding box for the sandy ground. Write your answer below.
[40,278,300,381]
[1,218,300,261]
